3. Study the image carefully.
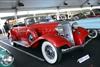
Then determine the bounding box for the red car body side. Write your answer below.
[8,20,90,64]
[9,22,71,47]
[9,21,89,48]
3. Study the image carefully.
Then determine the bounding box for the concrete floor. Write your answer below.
[0,34,100,67]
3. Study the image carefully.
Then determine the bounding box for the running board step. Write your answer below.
[13,41,30,47]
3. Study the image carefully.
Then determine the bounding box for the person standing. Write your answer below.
[3,21,10,33]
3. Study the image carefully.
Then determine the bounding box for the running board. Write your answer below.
[13,41,30,47]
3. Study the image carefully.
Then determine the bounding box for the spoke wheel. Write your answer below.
[28,34,34,42]
[41,41,62,64]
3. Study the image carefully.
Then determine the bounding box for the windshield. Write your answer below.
[25,18,35,25]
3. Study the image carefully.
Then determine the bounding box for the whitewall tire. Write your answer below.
[41,41,61,64]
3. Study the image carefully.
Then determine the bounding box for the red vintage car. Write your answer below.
[8,17,91,64]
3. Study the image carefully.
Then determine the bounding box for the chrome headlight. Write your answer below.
[55,24,64,35]
[1,55,14,66]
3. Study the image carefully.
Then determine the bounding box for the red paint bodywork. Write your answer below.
[9,21,89,48]
[73,27,89,45]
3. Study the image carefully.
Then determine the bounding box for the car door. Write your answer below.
[17,22,27,41]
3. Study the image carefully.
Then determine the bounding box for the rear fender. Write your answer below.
[32,34,71,48]
[8,29,19,41]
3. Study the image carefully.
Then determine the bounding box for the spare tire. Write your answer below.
[88,30,98,38]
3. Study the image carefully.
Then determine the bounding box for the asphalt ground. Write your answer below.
[0,34,100,67]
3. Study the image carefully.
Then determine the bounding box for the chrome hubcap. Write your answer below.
[45,45,55,59]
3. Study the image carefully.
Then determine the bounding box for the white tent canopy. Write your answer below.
[0,0,99,12]
[0,0,100,18]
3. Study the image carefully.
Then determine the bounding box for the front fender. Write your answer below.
[33,34,71,48]
[73,27,89,45]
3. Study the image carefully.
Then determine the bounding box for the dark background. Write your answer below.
[0,35,100,67]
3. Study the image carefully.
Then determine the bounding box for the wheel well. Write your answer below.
[34,39,46,56]
[35,39,46,48]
